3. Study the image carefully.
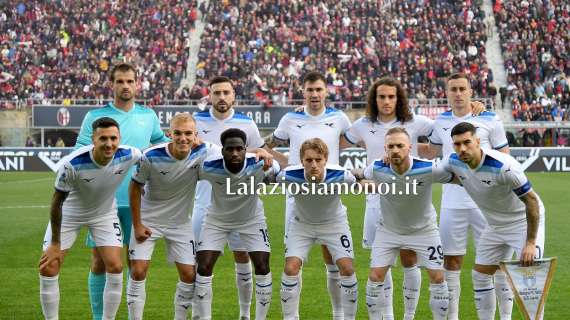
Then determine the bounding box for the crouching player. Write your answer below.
[359,128,450,319]
[194,128,278,320]
[39,117,141,320]
[127,113,218,319]
[443,122,545,320]
[278,138,359,320]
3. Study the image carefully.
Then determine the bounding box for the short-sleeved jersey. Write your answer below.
[272,107,351,165]
[131,142,219,226]
[364,157,453,234]
[429,110,509,209]
[345,115,433,164]
[199,153,280,228]
[277,164,355,224]
[441,149,543,227]
[75,103,169,206]
[55,145,142,222]
[194,108,265,148]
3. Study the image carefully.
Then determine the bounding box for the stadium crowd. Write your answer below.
[1,0,493,105]
[196,0,493,104]
[494,0,570,121]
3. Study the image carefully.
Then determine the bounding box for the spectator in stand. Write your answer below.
[495,0,569,119]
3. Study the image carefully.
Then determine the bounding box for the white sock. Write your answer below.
[382,270,394,320]
[340,274,358,320]
[39,274,59,320]
[174,281,194,320]
[472,270,496,320]
[365,279,385,319]
[280,273,300,320]
[326,264,343,319]
[429,282,450,320]
[255,273,272,320]
[494,271,513,320]
[236,262,253,319]
[445,269,461,320]
[102,272,123,320]
[403,266,421,320]
[126,278,146,320]
[193,274,213,320]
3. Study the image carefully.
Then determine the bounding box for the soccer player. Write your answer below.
[344,77,434,319]
[359,128,450,320]
[194,128,278,320]
[278,138,358,320]
[39,117,142,320]
[192,76,269,320]
[265,71,352,318]
[126,114,213,320]
[442,122,545,320]
[426,73,510,320]
[75,63,169,320]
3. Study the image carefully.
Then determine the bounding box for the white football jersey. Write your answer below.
[199,152,280,228]
[345,115,433,164]
[429,111,509,209]
[132,142,219,226]
[441,149,543,227]
[273,107,351,165]
[194,108,265,148]
[277,164,355,224]
[364,157,453,234]
[55,145,141,222]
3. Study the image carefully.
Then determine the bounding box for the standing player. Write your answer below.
[427,73,510,320]
[344,77,433,319]
[192,76,268,319]
[359,128,450,320]
[265,71,352,319]
[193,128,278,320]
[278,138,358,320]
[126,114,211,320]
[39,118,142,320]
[75,63,169,320]
[442,122,545,320]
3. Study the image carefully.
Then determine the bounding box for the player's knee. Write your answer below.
[399,249,417,267]
[337,259,354,276]
[39,261,60,277]
[233,251,250,263]
[428,270,445,284]
[104,260,123,274]
[283,261,301,276]
[197,263,213,277]
[130,264,147,281]
[444,255,463,270]
[179,269,195,283]
[90,250,106,273]
[368,268,387,282]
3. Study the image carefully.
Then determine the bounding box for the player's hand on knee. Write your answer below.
[520,242,536,266]
[40,244,63,270]
[134,225,152,243]
[470,101,486,115]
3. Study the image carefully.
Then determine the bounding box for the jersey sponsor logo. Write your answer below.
[442,127,451,131]
[324,122,335,128]
[114,169,124,175]
[369,129,377,135]
[481,180,492,185]
[295,124,305,128]
[82,177,95,182]
[159,170,169,175]
[201,129,212,134]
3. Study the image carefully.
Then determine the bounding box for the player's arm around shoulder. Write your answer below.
[129,152,151,243]
[432,157,457,184]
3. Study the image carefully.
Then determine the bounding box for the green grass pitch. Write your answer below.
[0,172,568,319]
